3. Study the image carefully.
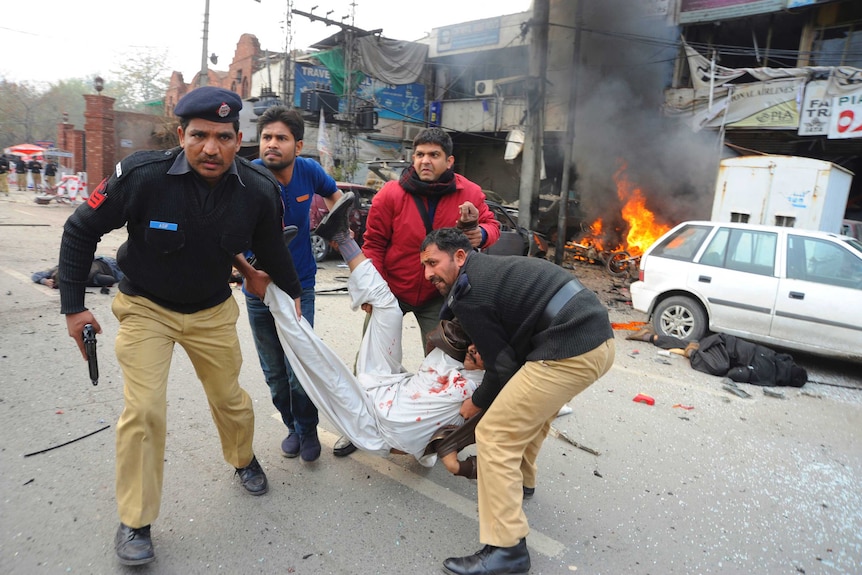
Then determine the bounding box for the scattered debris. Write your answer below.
[314,286,348,294]
[762,388,786,399]
[23,424,111,457]
[633,393,655,405]
[549,426,600,456]
[672,404,694,410]
[722,381,752,399]
[611,321,647,331]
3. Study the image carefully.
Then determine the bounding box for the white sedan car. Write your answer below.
[630,221,862,362]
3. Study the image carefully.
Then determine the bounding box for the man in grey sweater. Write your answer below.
[420,227,615,575]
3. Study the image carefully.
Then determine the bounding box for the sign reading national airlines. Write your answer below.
[293,63,425,123]
[828,92,862,140]
[679,0,785,24]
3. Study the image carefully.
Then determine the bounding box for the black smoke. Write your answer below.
[562,0,718,244]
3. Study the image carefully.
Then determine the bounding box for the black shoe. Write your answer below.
[314,191,354,241]
[333,435,357,457]
[442,539,530,575]
[115,523,154,566]
[522,486,535,500]
[281,434,300,458]
[246,225,299,270]
[300,431,321,462]
[282,224,298,246]
[235,455,268,495]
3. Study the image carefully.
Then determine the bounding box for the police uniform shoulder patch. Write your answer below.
[87,178,108,209]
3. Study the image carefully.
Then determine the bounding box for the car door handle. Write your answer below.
[789,291,805,300]
[698,275,712,283]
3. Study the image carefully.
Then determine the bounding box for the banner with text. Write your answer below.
[294,63,426,122]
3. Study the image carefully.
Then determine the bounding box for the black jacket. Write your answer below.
[59,148,301,314]
[446,252,613,408]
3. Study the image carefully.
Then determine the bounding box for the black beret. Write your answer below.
[174,87,242,123]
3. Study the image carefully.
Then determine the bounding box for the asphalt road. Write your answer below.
[1,189,861,575]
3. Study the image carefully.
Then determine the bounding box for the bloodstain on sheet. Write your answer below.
[429,375,451,394]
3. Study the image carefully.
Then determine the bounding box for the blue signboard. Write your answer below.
[293,63,425,122]
[437,17,501,53]
[429,101,442,127]
[679,0,784,23]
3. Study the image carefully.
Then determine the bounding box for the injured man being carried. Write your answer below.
[262,256,483,468]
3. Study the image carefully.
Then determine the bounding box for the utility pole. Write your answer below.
[199,0,210,87]
[518,0,550,232]
[281,0,295,106]
[292,5,381,178]
[555,0,582,265]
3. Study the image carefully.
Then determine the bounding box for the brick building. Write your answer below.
[164,33,262,117]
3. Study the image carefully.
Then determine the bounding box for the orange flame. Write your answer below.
[613,163,669,256]
[565,162,670,258]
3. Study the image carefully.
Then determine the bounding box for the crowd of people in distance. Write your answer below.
[1,155,57,194]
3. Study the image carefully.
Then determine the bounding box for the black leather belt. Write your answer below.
[536,279,584,332]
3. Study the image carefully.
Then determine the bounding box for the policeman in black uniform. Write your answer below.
[58,86,304,566]
[0,154,9,196]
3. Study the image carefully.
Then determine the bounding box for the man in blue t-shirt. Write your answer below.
[234,106,341,462]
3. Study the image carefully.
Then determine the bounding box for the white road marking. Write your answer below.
[0,266,58,296]
[272,413,567,558]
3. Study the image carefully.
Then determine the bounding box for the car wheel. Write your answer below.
[652,295,707,342]
[310,233,330,262]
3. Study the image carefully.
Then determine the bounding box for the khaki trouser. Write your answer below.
[0,175,8,195]
[111,292,255,528]
[45,175,56,189]
[476,339,615,547]
[16,173,26,190]
[32,172,42,189]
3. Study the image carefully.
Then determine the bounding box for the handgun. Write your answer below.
[83,323,99,386]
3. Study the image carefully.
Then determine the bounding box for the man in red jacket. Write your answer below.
[363,127,500,344]
[332,127,500,457]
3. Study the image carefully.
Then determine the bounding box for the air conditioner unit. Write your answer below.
[475,79,495,97]
[402,124,423,142]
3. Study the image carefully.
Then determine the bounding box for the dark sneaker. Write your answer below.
[281,434,300,458]
[300,431,321,462]
[235,455,268,495]
[333,435,357,457]
[314,191,354,241]
[523,486,535,499]
[115,523,154,566]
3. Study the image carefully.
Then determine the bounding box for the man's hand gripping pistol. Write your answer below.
[83,323,99,386]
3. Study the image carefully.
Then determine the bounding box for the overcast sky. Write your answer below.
[1,0,532,86]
